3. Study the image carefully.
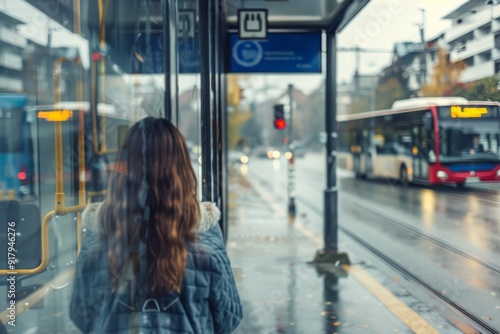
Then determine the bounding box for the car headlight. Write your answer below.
[437,170,448,180]
[240,155,248,164]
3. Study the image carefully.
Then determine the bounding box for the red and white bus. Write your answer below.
[337,97,500,187]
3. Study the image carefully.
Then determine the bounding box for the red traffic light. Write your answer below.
[273,104,286,130]
[274,118,287,130]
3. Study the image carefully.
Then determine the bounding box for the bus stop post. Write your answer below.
[314,30,350,266]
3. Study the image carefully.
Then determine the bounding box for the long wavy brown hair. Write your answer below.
[99,117,200,294]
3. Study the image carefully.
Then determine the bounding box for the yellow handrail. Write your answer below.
[0,206,86,276]
[54,56,86,254]
[0,57,87,275]
[73,0,81,35]
[0,268,75,323]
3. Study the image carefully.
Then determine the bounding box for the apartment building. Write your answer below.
[444,0,500,83]
[0,11,26,92]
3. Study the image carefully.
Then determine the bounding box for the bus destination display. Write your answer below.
[438,105,499,119]
[450,106,488,118]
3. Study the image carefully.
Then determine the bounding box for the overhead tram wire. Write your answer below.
[336,47,392,93]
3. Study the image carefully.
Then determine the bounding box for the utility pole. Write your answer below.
[354,46,360,92]
[370,84,376,111]
[419,8,426,89]
[337,47,391,95]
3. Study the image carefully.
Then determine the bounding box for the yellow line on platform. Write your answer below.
[239,172,441,333]
[293,221,440,333]
[344,265,440,334]
[293,221,323,246]
[243,172,286,216]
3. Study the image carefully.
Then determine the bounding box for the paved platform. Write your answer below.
[226,168,460,334]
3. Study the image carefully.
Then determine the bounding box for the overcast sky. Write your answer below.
[337,0,470,80]
[251,0,472,98]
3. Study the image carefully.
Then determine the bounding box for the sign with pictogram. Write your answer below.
[178,10,195,38]
[238,9,268,40]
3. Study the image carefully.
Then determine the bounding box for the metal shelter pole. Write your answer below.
[324,30,338,252]
[200,0,213,201]
[314,29,349,265]
[163,0,178,122]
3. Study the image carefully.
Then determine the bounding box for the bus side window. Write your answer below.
[423,112,432,132]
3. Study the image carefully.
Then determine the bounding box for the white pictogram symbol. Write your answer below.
[233,40,263,67]
[244,13,262,32]
[238,9,267,39]
[178,10,195,38]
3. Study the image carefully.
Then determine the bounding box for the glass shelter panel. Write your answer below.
[0,1,207,333]
[333,0,500,332]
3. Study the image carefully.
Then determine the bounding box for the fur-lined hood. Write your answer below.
[81,201,221,233]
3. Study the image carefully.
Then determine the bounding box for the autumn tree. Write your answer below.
[227,75,252,149]
[375,77,411,110]
[347,94,371,114]
[421,48,466,97]
[367,59,412,111]
[462,76,500,102]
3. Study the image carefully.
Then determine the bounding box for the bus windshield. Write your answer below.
[438,106,500,162]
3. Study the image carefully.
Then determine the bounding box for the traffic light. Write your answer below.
[273,104,286,130]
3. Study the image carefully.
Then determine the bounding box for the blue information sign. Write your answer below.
[229,33,321,73]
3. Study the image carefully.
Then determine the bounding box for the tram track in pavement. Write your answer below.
[248,162,500,274]
[246,164,500,333]
[295,194,500,334]
[339,191,500,274]
[295,170,500,274]
[338,226,500,334]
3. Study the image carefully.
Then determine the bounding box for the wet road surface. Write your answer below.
[241,152,500,332]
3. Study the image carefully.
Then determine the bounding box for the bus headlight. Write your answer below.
[437,170,448,180]
[496,169,500,177]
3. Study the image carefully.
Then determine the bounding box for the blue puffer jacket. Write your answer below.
[69,202,242,334]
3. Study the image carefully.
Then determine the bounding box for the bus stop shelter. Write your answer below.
[24,0,370,257]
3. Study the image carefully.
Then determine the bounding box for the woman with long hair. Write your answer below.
[70,117,242,333]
